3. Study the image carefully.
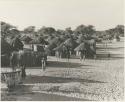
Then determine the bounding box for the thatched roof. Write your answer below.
[64,38,78,49]
[85,39,96,45]
[48,37,59,44]
[21,36,32,43]
[53,43,64,51]
[74,43,86,51]
[29,39,41,44]
[45,43,57,54]
[29,38,48,45]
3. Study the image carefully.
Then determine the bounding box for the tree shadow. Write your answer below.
[24,75,106,84]
[2,84,92,101]
[97,46,123,50]
[96,53,124,60]
[47,61,91,68]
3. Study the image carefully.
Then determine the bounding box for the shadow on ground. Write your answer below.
[96,53,124,60]
[23,75,106,84]
[1,85,91,101]
[26,61,94,69]
[47,61,93,68]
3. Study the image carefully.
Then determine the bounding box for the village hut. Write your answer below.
[53,43,68,58]
[74,42,86,56]
[64,38,78,54]
[74,39,96,58]
[45,37,63,56]
[74,43,86,51]
[84,39,96,58]
[45,42,57,56]
[29,37,48,52]
[21,36,32,44]
[53,43,64,51]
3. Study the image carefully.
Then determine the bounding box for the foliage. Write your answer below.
[37,26,56,36]
[1,38,12,54]
[74,25,95,36]
[1,21,124,49]
[1,21,17,38]
[23,26,35,34]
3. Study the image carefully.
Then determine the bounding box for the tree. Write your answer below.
[37,26,56,36]
[1,37,13,55]
[86,25,95,35]
[65,27,73,37]
[23,26,35,34]
[56,29,65,35]
[1,21,16,38]
[74,24,95,37]
[74,25,86,35]
[115,25,124,36]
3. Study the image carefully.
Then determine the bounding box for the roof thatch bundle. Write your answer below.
[74,42,86,51]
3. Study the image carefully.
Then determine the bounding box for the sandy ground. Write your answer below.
[1,38,124,101]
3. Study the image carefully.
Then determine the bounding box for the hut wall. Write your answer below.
[24,44,32,50]
[76,51,80,56]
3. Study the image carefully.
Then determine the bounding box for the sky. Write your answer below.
[0,0,124,31]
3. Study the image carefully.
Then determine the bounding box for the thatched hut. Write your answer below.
[29,37,48,52]
[84,39,96,58]
[64,38,78,54]
[45,37,63,56]
[74,42,86,56]
[21,36,32,44]
[74,39,96,58]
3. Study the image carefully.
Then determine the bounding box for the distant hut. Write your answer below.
[75,39,96,58]
[53,43,68,58]
[21,36,32,44]
[64,38,78,54]
[45,37,63,56]
[45,43,57,56]
[74,42,86,56]
[85,39,96,58]
[115,35,120,41]
[53,43,64,51]
[29,38,48,52]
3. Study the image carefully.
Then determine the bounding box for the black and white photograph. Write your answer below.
[0,0,124,101]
